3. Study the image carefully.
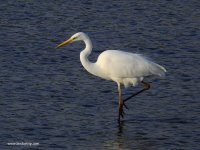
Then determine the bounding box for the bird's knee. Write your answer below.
[143,82,150,90]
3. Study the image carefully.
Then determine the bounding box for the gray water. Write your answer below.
[0,1,200,150]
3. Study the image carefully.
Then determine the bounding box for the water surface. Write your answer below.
[0,1,200,149]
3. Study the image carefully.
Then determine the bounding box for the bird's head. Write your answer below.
[56,32,88,48]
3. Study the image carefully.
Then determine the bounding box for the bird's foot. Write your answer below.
[118,101,128,122]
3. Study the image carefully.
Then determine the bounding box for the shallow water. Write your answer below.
[0,1,200,150]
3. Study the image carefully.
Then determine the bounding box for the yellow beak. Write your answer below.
[55,37,73,48]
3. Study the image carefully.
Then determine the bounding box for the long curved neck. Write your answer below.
[80,37,98,76]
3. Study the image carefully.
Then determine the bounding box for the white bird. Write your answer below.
[56,32,166,122]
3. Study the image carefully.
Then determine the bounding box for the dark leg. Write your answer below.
[118,92,124,120]
[124,81,150,103]
[117,83,125,123]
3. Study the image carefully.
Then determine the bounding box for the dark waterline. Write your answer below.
[0,1,200,149]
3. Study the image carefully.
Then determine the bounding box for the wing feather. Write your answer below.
[96,50,166,78]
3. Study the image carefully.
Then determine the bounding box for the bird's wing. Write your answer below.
[96,50,166,78]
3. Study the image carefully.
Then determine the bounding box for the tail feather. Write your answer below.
[150,62,167,77]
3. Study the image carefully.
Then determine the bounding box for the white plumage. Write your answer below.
[56,32,166,122]
[95,50,166,87]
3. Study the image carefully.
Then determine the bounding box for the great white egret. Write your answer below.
[56,32,166,122]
